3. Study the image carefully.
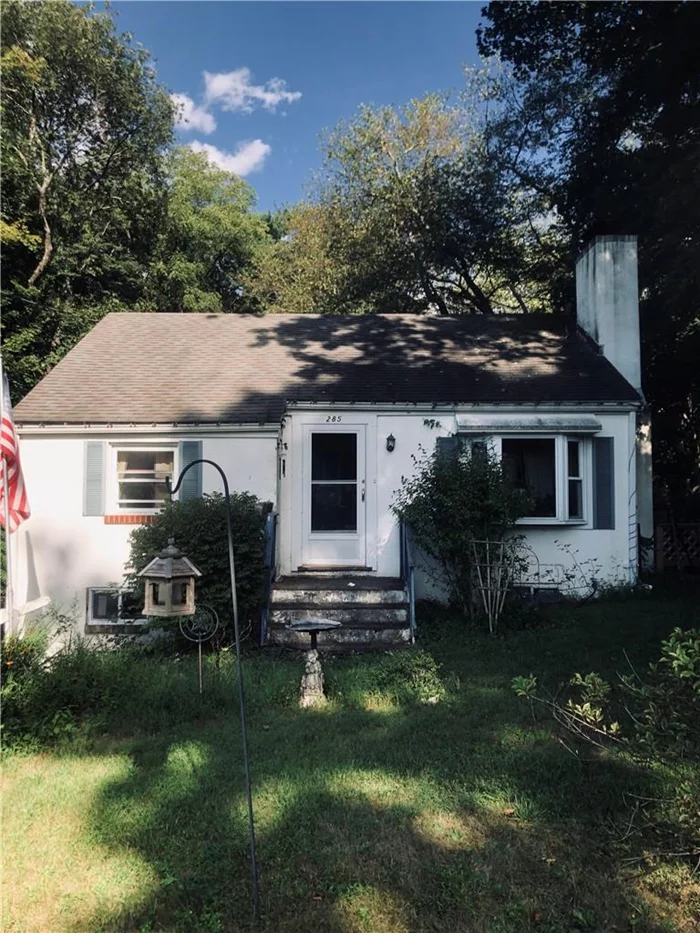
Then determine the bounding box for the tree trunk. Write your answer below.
[27,180,53,287]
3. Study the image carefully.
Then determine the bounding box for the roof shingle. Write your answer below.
[14,312,639,425]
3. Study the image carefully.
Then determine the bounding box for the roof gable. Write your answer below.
[14,312,639,425]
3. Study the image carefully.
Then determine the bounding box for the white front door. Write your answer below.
[300,425,367,568]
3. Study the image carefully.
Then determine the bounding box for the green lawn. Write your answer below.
[3,594,699,933]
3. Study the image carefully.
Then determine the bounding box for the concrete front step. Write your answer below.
[274,575,404,591]
[267,575,411,648]
[270,606,408,626]
[268,623,411,649]
[271,586,407,606]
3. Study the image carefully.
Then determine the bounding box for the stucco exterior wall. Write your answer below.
[13,429,278,632]
[280,407,639,595]
[13,405,639,634]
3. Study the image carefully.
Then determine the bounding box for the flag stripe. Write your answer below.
[0,375,31,533]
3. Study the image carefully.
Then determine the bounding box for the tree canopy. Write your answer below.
[1,0,173,398]
[248,82,568,317]
[479,0,700,514]
[0,0,272,398]
[143,148,270,314]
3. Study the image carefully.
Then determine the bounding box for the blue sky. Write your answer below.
[110,1,486,213]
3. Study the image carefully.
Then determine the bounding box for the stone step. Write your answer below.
[274,575,404,591]
[270,606,408,626]
[268,624,411,649]
[271,587,407,606]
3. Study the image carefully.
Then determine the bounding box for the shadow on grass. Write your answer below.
[71,685,675,932]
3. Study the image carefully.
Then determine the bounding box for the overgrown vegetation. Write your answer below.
[513,626,700,869]
[2,594,699,932]
[127,493,269,640]
[392,441,529,624]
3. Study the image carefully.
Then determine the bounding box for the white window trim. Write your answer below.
[108,442,178,514]
[86,587,146,626]
[489,434,593,527]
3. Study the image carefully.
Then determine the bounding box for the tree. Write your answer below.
[478,1,700,515]
[248,81,569,317]
[1,0,173,398]
[143,148,272,313]
[245,202,361,315]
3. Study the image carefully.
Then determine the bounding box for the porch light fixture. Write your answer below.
[138,538,201,617]
[386,433,396,452]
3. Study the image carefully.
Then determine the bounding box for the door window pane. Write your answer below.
[312,433,357,481]
[502,439,556,517]
[311,483,357,532]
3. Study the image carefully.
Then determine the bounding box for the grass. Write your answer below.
[2,591,700,933]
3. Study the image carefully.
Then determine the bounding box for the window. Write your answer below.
[310,432,358,532]
[500,436,587,523]
[87,588,145,625]
[567,440,583,520]
[502,438,556,517]
[115,448,174,511]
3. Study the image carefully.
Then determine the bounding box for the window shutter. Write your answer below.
[435,435,460,460]
[179,441,202,501]
[593,437,615,529]
[83,441,105,516]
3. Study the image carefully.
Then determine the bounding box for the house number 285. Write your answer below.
[325,415,342,423]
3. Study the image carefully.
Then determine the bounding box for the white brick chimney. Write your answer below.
[575,235,642,395]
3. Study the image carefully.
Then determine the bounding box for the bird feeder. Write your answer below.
[138,538,202,617]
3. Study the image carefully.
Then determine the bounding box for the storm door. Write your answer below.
[301,426,366,567]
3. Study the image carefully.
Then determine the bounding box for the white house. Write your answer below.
[12,236,652,645]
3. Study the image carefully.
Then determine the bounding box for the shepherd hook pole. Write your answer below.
[167,460,260,920]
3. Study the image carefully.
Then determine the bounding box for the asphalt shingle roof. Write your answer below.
[14,312,639,425]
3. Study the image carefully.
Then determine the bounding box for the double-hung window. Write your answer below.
[114,448,175,511]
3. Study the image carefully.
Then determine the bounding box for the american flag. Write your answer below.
[1,372,30,532]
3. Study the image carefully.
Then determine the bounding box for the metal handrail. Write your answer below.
[260,511,277,646]
[400,521,417,644]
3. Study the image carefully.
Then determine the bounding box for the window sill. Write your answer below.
[516,518,588,527]
[104,514,158,525]
[85,622,146,635]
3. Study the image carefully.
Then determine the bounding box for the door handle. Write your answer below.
[361,479,366,502]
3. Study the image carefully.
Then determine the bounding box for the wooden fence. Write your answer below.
[655,523,700,572]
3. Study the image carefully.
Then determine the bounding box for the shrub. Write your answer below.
[126,493,269,640]
[392,442,529,620]
[512,627,700,863]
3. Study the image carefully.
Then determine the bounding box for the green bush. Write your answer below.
[392,442,529,617]
[126,493,269,639]
[512,627,700,863]
[624,627,700,758]
[0,639,249,747]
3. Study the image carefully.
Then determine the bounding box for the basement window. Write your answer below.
[87,588,145,626]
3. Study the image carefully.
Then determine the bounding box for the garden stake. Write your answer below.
[167,463,261,921]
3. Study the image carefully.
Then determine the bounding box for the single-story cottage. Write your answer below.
[11,235,652,644]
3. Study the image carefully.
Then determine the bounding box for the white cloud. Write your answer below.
[171,93,217,134]
[188,139,272,176]
[203,68,302,113]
